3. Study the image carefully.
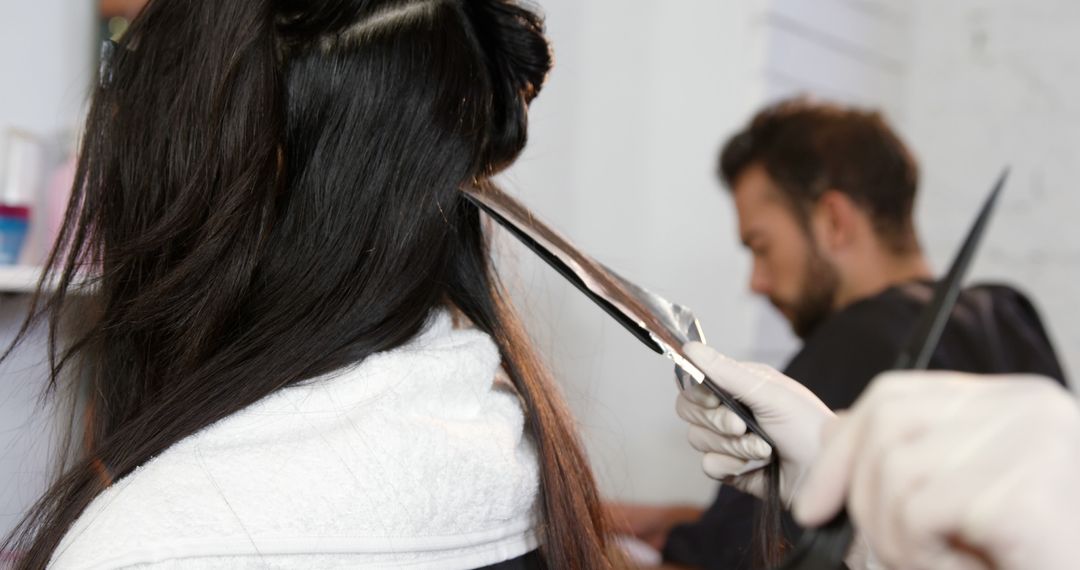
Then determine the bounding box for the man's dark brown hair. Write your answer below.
[719,98,921,254]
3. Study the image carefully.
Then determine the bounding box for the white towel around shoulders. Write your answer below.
[49,309,541,569]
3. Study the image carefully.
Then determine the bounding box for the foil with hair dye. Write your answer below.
[461,184,773,448]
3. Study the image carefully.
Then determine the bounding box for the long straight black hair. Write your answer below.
[2,1,617,567]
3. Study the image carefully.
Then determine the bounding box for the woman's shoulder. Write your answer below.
[50,309,540,569]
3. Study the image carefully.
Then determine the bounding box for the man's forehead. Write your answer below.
[734,167,788,235]
[734,170,817,253]
[733,164,785,208]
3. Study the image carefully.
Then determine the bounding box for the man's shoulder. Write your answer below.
[956,282,1066,383]
[964,282,1041,314]
[803,280,1045,348]
[796,285,922,361]
[785,280,1066,407]
[784,292,918,409]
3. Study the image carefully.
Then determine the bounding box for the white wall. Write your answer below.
[0,0,94,542]
[0,1,94,136]
[903,0,1080,382]
[0,299,56,542]
[763,0,911,120]
[501,0,772,504]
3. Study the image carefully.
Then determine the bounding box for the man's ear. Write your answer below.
[812,190,862,252]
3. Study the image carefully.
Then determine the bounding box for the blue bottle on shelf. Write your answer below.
[0,205,30,265]
[0,129,43,266]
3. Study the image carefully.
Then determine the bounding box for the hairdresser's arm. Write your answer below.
[794,372,1080,570]
[605,502,703,551]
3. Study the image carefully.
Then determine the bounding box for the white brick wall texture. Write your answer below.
[904,0,1080,385]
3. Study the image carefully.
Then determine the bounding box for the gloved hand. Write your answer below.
[793,372,1080,570]
[677,342,834,505]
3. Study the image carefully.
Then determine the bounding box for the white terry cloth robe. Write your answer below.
[49,309,541,569]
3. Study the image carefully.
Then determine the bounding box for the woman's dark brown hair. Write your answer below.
[2,1,616,567]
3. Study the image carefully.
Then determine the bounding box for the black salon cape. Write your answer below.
[662,281,1067,570]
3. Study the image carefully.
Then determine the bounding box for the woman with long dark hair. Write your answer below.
[2,0,617,567]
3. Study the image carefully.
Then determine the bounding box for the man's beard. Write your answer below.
[772,250,840,339]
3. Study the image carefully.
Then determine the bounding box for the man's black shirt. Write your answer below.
[662,281,1067,569]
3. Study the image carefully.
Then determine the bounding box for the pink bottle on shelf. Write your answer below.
[39,156,76,262]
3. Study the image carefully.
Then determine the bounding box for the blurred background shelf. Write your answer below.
[0,265,44,293]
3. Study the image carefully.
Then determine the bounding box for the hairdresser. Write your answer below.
[610,99,1067,569]
[678,342,1080,570]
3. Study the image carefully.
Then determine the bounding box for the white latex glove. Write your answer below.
[794,372,1080,570]
[677,342,834,504]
